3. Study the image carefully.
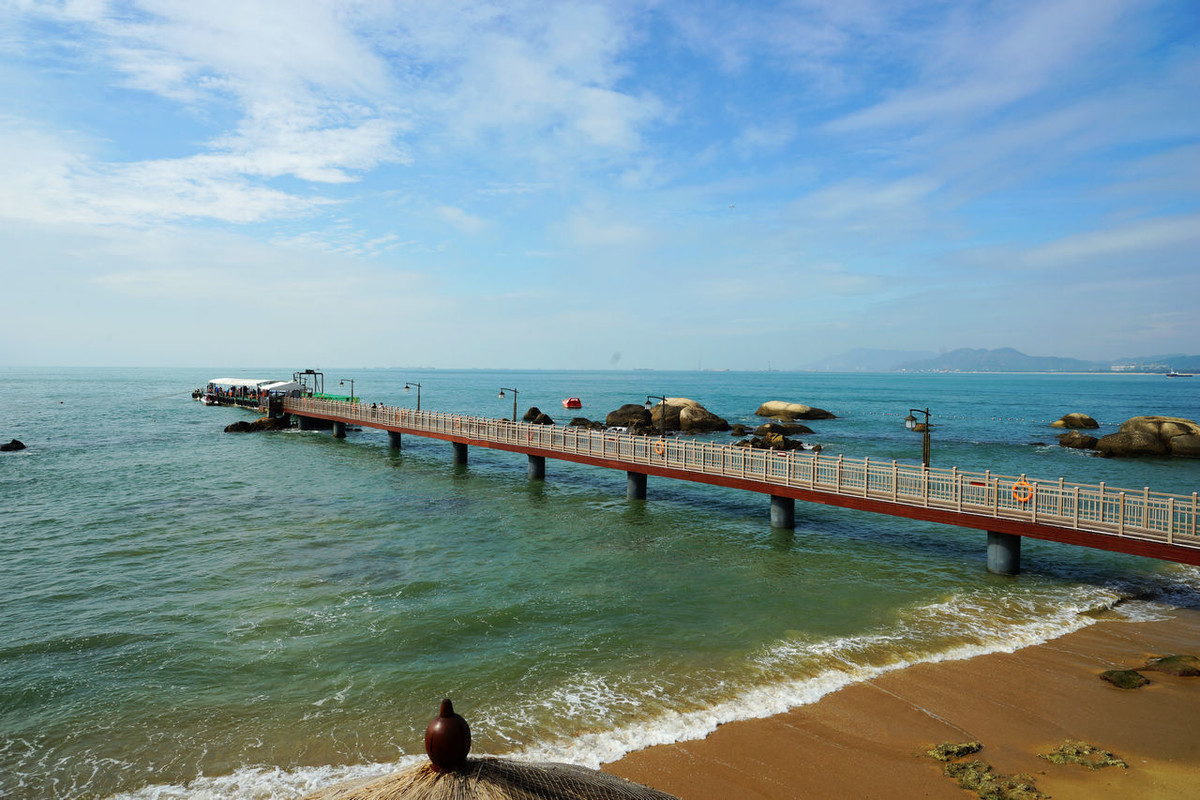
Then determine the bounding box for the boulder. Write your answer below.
[606,403,651,428]
[1,438,26,451]
[679,405,731,433]
[730,424,749,436]
[1096,416,1200,458]
[1051,413,1099,429]
[226,417,290,433]
[756,400,835,420]
[1057,431,1098,450]
[532,412,555,425]
[522,407,543,422]
[568,417,605,430]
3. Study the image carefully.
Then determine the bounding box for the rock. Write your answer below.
[606,403,651,428]
[225,420,256,433]
[0,439,26,451]
[730,424,749,436]
[568,417,605,430]
[679,405,731,433]
[755,400,835,420]
[1051,413,1099,429]
[532,413,554,425]
[1096,416,1200,458]
[754,422,814,436]
[927,742,983,762]
[1142,654,1200,677]
[1099,669,1150,689]
[522,407,543,422]
[225,417,290,433]
[1057,430,1098,450]
[736,434,807,451]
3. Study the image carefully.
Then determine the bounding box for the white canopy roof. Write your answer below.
[260,381,303,393]
[207,378,276,388]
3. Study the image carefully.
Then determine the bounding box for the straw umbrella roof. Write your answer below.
[303,757,680,800]
[302,700,680,800]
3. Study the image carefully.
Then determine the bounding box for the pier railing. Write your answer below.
[285,398,1200,553]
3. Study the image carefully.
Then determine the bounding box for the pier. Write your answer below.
[283,397,1200,575]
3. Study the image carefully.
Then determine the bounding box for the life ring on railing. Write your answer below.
[454,417,462,430]
[527,429,535,441]
[654,439,666,455]
[1012,479,1033,503]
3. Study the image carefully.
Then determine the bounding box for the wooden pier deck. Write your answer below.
[282,397,1200,571]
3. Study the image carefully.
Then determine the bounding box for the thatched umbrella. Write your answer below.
[304,700,680,800]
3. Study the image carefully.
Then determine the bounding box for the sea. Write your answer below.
[2,367,1199,800]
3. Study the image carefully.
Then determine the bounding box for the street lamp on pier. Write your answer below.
[498,387,519,422]
[645,395,668,437]
[404,381,422,411]
[339,379,355,403]
[903,407,931,468]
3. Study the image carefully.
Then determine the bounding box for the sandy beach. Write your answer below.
[605,608,1200,799]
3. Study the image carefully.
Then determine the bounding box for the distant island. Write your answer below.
[801,347,1200,374]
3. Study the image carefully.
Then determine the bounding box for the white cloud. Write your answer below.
[436,205,487,235]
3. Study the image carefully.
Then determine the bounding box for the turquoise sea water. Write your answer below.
[2,367,1199,799]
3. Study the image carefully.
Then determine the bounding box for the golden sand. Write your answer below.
[605,609,1200,799]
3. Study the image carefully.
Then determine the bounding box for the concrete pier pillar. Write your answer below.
[627,471,647,500]
[295,415,314,431]
[528,455,546,480]
[387,431,402,449]
[770,495,795,529]
[987,531,1021,575]
[332,421,346,438]
[452,442,468,465]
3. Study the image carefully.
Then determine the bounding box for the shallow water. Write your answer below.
[2,368,1198,798]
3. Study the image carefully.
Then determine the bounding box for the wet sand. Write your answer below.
[605,609,1200,799]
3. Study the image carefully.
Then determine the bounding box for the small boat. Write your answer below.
[1167,371,1193,378]
[562,397,583,409]
[200,393,220,405]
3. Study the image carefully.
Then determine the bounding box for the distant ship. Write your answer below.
[1166,371,1193,378]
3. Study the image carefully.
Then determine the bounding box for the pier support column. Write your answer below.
[387,431,402,450]
[295,415,314,431]
[332,421,346,439]
[626,471,647,500]
[770,495,795,529]
[987,531,1021,575]
[528,455,546,480]
[452,442,468,465]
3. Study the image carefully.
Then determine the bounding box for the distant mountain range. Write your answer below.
[801,347,1200,373]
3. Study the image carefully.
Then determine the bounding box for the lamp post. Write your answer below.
[404,381,422,411]
[904,407,931,468]
[339,378,355,403]
[498,387,518,422]
[645,395,667,437]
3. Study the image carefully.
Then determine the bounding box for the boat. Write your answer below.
[200,393,219,406]
[1167,371,1193,378]
[562,397,583,409]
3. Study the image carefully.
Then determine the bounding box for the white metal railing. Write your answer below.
[284,398,1200,552]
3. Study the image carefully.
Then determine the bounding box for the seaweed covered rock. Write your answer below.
[1099,669,1150,689]
[1,438,26,451]
[1038,740,1127,770]
[1142,654,1200,676]
[927,741,983,762]
[225,417,289,433]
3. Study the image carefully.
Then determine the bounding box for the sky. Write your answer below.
[1,0,1197,370]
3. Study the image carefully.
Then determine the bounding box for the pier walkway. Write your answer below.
[282,397,1200,574]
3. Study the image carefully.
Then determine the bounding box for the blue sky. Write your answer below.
[1,0,1197,369]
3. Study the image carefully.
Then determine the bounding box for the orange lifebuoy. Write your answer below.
[1012,479,1033,503]
[654,439,666,455]
[527,429,535,441]
[454,417,462,430]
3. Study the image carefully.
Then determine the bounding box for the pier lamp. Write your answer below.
[498,387,518,422]
[404,381,422,411]
[645,395,668,437]
[904,407,931,468]
[339,378,355,403]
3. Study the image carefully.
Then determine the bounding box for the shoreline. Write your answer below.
[604,607,1200,799]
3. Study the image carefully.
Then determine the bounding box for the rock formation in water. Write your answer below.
[1051,413,1099,429]
[755,400,836,420]
[1095,416,1200,458]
